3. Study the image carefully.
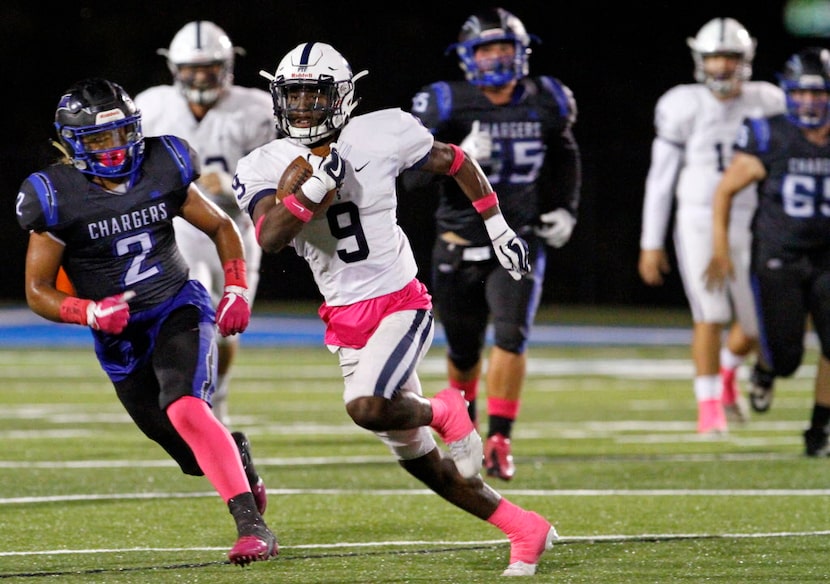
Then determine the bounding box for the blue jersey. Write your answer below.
[736,114,830,260]
[408,76,581,244]
[16,136,199,312]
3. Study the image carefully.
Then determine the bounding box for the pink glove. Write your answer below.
[216,285,250,336]
[60,290,136,335]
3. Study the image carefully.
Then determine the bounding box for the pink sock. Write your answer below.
[487,498,524,536]
[430,388,472,442]
[166,396,249,503]
[488,397,520,419]
[450,378,478,403]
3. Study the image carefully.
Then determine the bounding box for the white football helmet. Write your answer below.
[157,21,242,106]
[260,42,368,145]
[687,17,756,97]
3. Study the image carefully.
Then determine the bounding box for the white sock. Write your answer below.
[694,375,720,401]
[719,347,745,371]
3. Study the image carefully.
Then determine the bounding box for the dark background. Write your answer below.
[1,1,822,308]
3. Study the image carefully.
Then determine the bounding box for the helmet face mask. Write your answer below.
[779,47,830,128]
[262,42,367,146]
[54,78,144,184]
[160,21,237,106]
[687,17,755,97]
[448,7,537,87]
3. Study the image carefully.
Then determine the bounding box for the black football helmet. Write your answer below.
[778,47,830,128]
[447,7,539,87]
[54,78,144,184]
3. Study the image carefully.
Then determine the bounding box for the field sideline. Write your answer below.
[1,306,829,582]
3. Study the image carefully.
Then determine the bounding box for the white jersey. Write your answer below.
[135,84,275,305]
[235,108,433,306]
[640,81,785,250]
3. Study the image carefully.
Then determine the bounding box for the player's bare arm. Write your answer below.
[420,141,501,220]
[705,152,767,290]
[24,231,67,320]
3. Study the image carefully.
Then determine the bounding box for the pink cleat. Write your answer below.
[697,398,727,435]
[484,433,516,481]
[431,388,483,478]
[228,527,278,566]
[720,367,749,424]
[503,511,558,576]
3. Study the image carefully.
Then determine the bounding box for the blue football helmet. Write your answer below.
[447,7,539,87]
[778,47,830,128]
[54,78,144,184]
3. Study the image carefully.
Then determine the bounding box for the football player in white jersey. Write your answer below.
[135,21,275,424]
[235,42,556,577]
[638,17,786,434]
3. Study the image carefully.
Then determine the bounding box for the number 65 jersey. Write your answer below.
[15,136,198,311]
[736,113,830,257]
[235,108,434,307]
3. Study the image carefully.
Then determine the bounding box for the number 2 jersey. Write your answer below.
[736,113,830,260]
[15,136,199,311]
[235,108,434,307]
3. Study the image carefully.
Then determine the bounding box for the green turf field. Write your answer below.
[1,341,829,583]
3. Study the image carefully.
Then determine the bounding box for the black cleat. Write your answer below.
[804,426,830,457]
[748,364,775,413]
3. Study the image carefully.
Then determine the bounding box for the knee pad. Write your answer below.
[492,320,528,354]
[375,426,436,461]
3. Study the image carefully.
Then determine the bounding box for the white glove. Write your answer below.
[459,120,492,163]
[303,143,345,203]
[535,208,576,248]
[484,214,530,281]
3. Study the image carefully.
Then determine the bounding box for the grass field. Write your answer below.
[2,331,830,583]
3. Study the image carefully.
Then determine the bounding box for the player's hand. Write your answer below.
[88,291,135,334]
[638,249,671,286]
[459,120,492,163]
[303,144,345,203]
[704,253,733,292]
[216,285,250,336]
[535,208,576,248]
[484,214,530,281]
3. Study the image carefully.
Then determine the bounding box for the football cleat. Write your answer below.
[804,426,830,457]
[232,431,267,515]
[503,513,558,576]
[720,366,750,424]
[484,433,516,481]
[431,388,483,478]
[697,399,727,435]
[228,526,278,566]
[748,364,775,413]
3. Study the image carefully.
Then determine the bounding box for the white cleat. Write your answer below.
[502,526,558,577]
[448,429,483,478]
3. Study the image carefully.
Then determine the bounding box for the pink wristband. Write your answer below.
[282,193,313,223]
[255,214,266,244]
[472,192,499,214]
[447,143,465,176]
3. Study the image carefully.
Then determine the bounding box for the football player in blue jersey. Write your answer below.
[706,47,830,456]
[404,7,581,480]
[15,78,276,564]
